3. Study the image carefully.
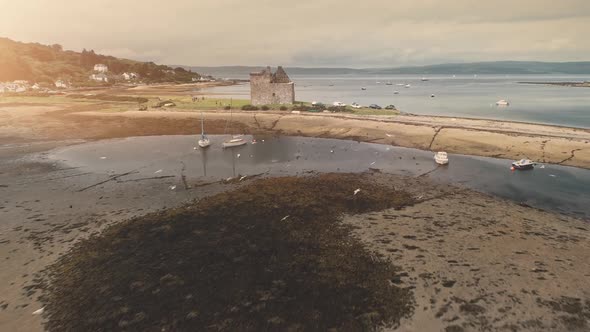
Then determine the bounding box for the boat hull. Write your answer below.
[198,139,210,148]
[511,163,534,170]
[222,140,247,148]
[435,157,449,165]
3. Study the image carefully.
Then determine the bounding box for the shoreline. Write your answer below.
[0,92,589,169]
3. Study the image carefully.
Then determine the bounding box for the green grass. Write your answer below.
[350,108,399,116]
[0,95,96,105]
[142,96,251,110]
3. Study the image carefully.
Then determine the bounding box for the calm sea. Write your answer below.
[50,135,590,219]
[204,75,590,128]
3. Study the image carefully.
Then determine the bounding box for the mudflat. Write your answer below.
[1,86,589,331]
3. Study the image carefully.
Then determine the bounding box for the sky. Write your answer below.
[1,0,589,68]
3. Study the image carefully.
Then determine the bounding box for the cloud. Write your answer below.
[1,0,589,67]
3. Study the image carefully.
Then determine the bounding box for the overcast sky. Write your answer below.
[2,0,589,67]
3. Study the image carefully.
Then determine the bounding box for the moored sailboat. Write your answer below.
[198,112,211,148]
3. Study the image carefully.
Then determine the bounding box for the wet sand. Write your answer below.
[0,148,588,331]
[1,86,589,331]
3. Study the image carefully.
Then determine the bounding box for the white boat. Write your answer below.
[421,77,429,81]
[496,99,510,106]
[393,90,399,94]
[222,110,247,148]
[222,137,247,148]
[198,112,211,148]
[404,84,411,88]
[434,151,449,165]
[511,159,534,170]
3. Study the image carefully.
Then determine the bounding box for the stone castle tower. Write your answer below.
[250,66,295,105]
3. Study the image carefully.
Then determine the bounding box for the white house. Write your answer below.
[90,73,109,82]
[122,72,138,80]
[55,80,69,88]
[94,64,108,73]
[3,82,28,93]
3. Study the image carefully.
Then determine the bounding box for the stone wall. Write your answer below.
[250,67,295,105]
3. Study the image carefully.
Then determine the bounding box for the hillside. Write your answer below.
[0,37,200,84]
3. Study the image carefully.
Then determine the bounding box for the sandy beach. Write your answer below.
[1,85,589,331]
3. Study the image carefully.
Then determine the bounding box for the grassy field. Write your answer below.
[0,93,399,117]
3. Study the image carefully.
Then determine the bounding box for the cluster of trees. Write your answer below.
[0,37,201,84]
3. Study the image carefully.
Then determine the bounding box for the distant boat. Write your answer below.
[434,152,449,165]
[430,94,435,98]
[396,83,405,86]
[222,109,246,148]
[385,82,393,85]
[198,112,210,148]
[496,99,510,106]
[404,84,411,88]
[511,159,534,170]
[361,87,367,90]
[393,90,399,94]
[421,77,429,81]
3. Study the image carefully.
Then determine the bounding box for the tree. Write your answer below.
[51,44,63,52]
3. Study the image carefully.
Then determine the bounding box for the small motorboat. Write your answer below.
[511,159,534,170]
[361,87,367,90]
[434,151,449,165]
[496,99,510,106]
[430,94,435,98]
[404,84,411,88]
[421,77,429,81]
[385,82,393,85]
[393,90,399,94]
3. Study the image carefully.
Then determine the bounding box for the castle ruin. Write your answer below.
[250,66,295,105]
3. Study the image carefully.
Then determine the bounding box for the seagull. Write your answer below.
[32,308,44,315]
[154,169,162,174]
[370,161,376,165]
[385,133,393,137]
[353,188,361,196]
[237,153,241,158]
[281,215,290,221]
[100,156,107,160]
[239,176,247,181]
[330,150,334,153]
[169,185,176,190]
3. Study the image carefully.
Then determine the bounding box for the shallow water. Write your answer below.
[49,135,590,219]
[206,75,590,128]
